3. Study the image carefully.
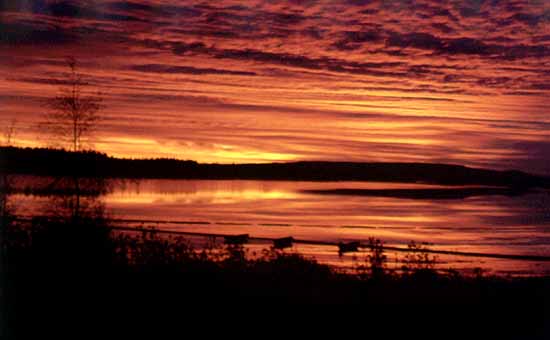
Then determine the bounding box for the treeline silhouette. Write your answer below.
[2,146,549,188]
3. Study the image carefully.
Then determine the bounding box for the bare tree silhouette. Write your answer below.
[1,119,17,223]
[42,57,103,152]
[2,119,16,146]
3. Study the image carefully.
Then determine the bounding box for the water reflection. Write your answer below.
[7,176,550,275]
[2,174,115,277]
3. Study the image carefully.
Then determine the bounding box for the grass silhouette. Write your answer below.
[2,211,549,337]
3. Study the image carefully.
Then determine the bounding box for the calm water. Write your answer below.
[10,177,550,276]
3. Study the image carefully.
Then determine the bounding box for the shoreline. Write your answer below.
[3,146,549,187]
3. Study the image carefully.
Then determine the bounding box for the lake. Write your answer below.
[8,177,550,276]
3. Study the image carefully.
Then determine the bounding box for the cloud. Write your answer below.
[332,30,382,50]
[0,21,76,45]
[168,40,407,77]
[505,12,550,27]
[28,0,146,22]
[431,22,455,34]
[499,140,550,175]
[385,32,550,60]
[7,76,78,85]
[108,1,202,20]
[166,28,240,39]
[0,0,549,172]
[387,32,444,50]
[108,1,154,12]
[131,64,257,76]
[171,41,210,55]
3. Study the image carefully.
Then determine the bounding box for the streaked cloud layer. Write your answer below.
[1,0,549,174]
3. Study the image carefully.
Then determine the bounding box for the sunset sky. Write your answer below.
[1,0,549,174]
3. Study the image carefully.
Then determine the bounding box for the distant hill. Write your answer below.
[1,146,549,188]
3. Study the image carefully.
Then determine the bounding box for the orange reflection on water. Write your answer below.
[11,178,550,276]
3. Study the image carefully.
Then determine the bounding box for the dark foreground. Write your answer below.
[2,214,549,338]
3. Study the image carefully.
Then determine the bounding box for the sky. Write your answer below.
[0,0,549,174]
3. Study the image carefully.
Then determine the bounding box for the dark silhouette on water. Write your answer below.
[302,187,534,199]
[338,241,360,256]
[223,233,249,245]
[273,236,294,249]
